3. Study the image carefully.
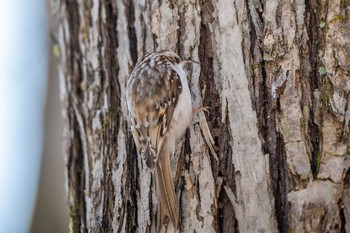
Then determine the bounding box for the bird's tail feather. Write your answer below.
[155,147,178,231]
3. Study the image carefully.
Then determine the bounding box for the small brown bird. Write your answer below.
[126,50,195,230]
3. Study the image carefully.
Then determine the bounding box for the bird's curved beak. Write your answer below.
[180,59,200,66]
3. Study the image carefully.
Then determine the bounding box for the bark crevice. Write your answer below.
[126,134,139,232]
[125,0,138,65]
[198,1,237,232]
[305,0,322,179]
[251,4,290,231]
[263,76,289,233]
[64,0,87,231]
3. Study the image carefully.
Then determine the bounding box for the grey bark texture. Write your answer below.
[53,0,350,232]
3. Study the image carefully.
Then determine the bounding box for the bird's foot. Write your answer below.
[192,106,210,118]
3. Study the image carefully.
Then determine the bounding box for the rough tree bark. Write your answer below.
[53,0,350,232]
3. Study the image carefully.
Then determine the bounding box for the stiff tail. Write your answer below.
[155,148,178,231]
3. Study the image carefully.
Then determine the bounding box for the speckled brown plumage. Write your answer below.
[126,50,194,230]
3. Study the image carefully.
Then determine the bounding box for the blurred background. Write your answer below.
[30,50,69,233]
[0,0,68,232]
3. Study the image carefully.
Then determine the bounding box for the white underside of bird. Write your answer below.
[166,63,192,152]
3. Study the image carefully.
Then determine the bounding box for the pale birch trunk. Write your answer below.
[53,0,350,232]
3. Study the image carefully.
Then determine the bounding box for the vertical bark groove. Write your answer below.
[63,0,87,231]
[248,1,289,232]
[260,61,289,233]
[343,168,350,232]
[68,119,87,233]
[198,1,238,232]
[305,0,322,179]
[126,136,139,232]
[125,0,138,65]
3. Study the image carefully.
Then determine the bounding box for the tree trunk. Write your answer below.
[54,0,350,232]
